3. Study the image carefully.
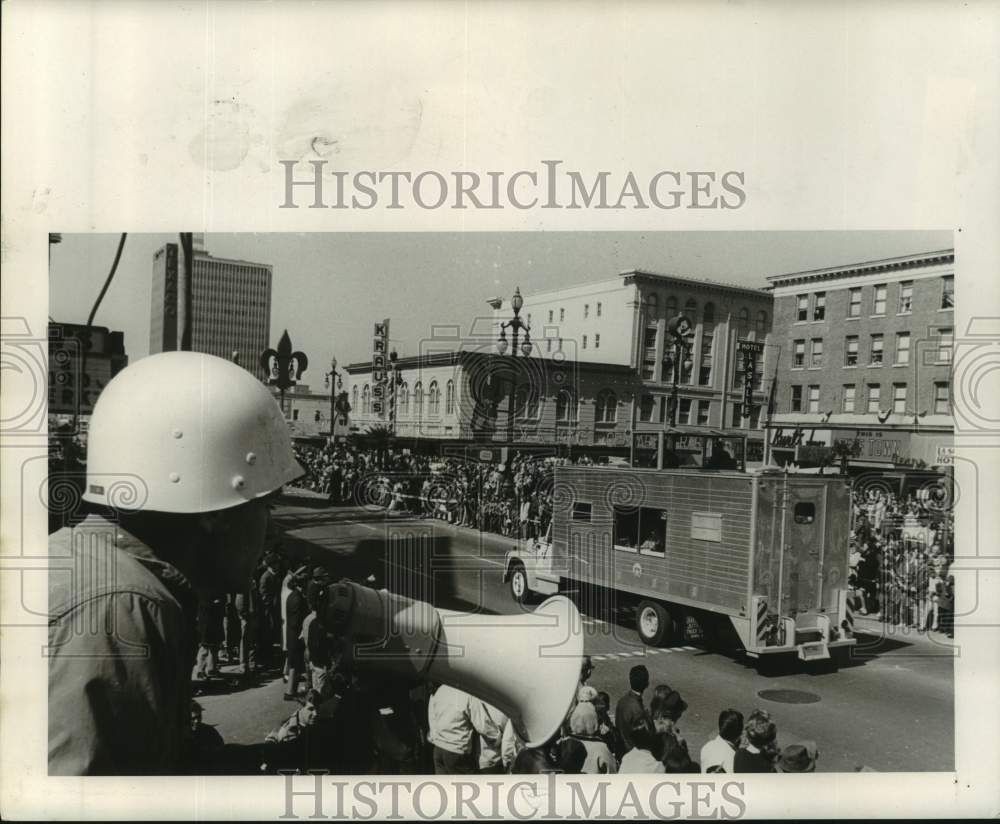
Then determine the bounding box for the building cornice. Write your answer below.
[765,250,954,288]
[345,350,634,375]
[620,269,772,300]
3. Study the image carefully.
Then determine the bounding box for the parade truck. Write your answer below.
[503,466,856,662]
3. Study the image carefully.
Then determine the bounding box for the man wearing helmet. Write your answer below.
[48,352,303,775]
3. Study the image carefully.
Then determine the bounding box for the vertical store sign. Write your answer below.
[372,319,390,417]
[738,340,764,418]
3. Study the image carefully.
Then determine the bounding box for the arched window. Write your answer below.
[738,307,750,337]
[514,386,541,419]
[362,384,371,414]
[755,310,768,336]
[595,389,617,423]
[352,385,359,412]
[685,298,697,317]
[428,380,440,416]
[445,380,456,415]
[413,381,423,417]
[398,381,409,415]
[646,293,659,315]
[703,302,716,325]
[665,296,678,317]
[556,389,577,422]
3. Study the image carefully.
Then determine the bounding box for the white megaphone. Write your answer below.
[324,580,583,747]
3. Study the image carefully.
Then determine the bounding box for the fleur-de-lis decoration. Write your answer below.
[259,330,309,393]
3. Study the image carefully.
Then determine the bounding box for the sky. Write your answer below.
[49,231,950,378]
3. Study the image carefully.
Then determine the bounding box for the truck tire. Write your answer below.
[637,600,673,647]
[509,563,531,604]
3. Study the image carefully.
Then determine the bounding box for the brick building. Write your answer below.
[766,249,954,469]
[499,271,775,467]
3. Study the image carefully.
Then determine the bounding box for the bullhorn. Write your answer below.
[324,580,584,747]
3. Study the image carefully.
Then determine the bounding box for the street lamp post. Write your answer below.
[324,355,343,442]
[496,287,533,446]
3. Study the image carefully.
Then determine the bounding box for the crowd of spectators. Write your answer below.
[848,486,955,636]
[291,441,592,540]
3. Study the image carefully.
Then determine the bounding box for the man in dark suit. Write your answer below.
[614,665,651,752]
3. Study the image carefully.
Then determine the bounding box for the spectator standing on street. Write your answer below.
[426,684,503,775]
[733,709,778,773]
[618,719,665,774]
[567,701,618,774]
[284,570,309,701]
[48,352,302,774]
[649,685,689,754]
[594,690,625,764]
[258,554,282,668]
[193,592,226,680]
[615,665,651,752]
[700,709,743,774]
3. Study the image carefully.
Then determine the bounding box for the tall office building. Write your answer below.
[150,236,272,380]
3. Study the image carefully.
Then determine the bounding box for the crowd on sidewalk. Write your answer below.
[848,486,955,636]
[292,441,595,538]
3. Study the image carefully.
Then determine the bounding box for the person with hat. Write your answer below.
[48,352,302,775]
[775,741,818,773]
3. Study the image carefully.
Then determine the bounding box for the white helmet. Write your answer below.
[83,351,303,514]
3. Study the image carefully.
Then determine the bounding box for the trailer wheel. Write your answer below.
[637,601,672,647]
[509,563,531,604]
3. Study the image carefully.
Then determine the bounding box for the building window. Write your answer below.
[796,295,809,322]
[755,310,768,336]
[731,404,743,427]
[639,394,656,422]
[806,385,820,413]
[845,336,859,366]
[898,281,913,314]
[893,383,907,414]
[738,307,750,336]
[560,307,565,322]
[572,502,593,522]
[870,334,884,366]
[895,332,910,366]
[292,409,299,420]
[793,339,806,368]
[582,335,588,349]
[685,298,698,319]
[413,381,423,417]
[362,384,371,414]
[596,389,617,423]
[873,284,887,315]
[557,389,577,421]
[314,410,321,422]
[867,384,881,414]
[843,385,856,413]
[514,386,540,419]
[813,292,826,321]
[584,304,589,318]
[594,333,600,349]
[810,338,823,368]
[546,339,552,353]
[699,322,714,386]
[642,327,657,380]
[428,381,440,416]
[934,382,951,414]
[548,310,554,323]
[352,385,359,411]
[696,400,710,425]
[399,382,409,414]
[848,287,862,318]
[596,302,602,317]
[750,405,762,429]
[678,398,692,424]
[938,328,953,363]
[791,385,803,412]
[558,338,564,352]
[941,276,954,309]
[445,380,455,415]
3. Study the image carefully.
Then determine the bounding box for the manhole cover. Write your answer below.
[756,689,821,704]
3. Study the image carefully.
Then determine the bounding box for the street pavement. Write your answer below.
[198,497,955,773]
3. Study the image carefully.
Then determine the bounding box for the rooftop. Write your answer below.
[619,268,771,298]
[766,249,954,286]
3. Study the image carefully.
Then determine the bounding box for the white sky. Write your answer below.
[49,230,950,374]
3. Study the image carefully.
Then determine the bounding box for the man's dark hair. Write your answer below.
[557,738,587,774]
[628,665,649,693]
[719,709,744,743]
[628,718,657,753]
[512,747,560,775]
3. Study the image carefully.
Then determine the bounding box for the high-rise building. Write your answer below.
[150,238,272,380]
